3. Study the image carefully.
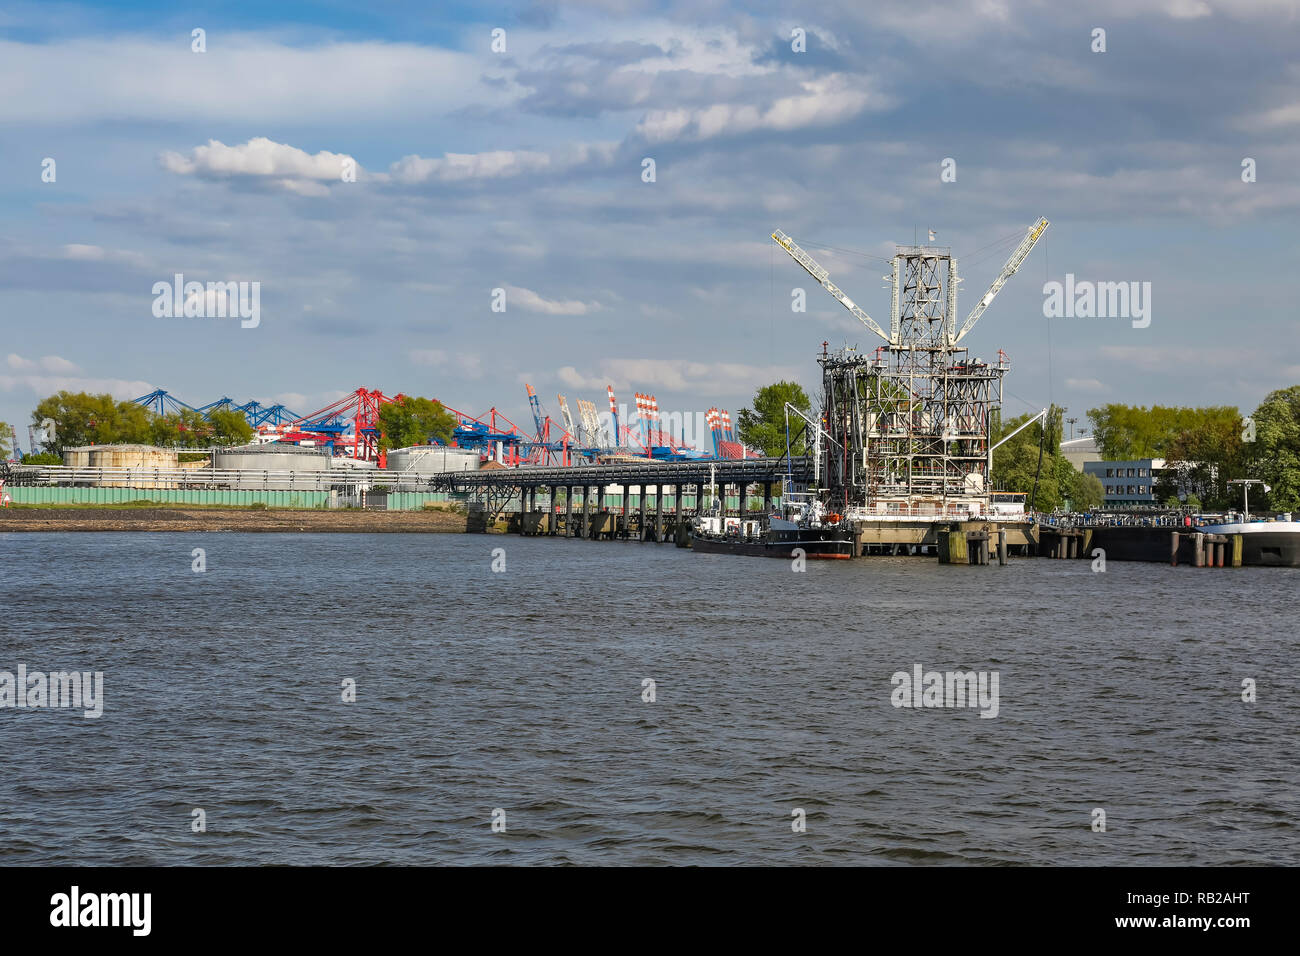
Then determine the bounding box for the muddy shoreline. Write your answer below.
[0,507,471,533]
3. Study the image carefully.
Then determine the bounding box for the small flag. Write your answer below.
[928,229,936,242]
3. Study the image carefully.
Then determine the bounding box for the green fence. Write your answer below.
[7,487,328,508]
[383,492,453,510]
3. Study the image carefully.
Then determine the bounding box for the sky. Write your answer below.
[3,0,1299,451]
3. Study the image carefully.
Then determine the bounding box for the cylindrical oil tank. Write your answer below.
[385,445,480,490]
[62,446,93,469]
[63,444,179,487]
[212,443,332,489]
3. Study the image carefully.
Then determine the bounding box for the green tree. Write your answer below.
[30,391,153,453]
[1250,385,1300,512]
[736,380,811,457]
[0,421,11,459]
[22,452,62,465]
[1086,404,1242,460]
[149,408,211,447]
[207,409,254,446]
[992,405,1066,511]
[1163,408,1247,509]
[1072,472,1105,510]
[377,396,456,451]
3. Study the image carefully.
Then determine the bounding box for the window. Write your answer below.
[1106,468,1114,477]
[1127,485,1136,494]
[1127,468,1135,477]
[1138,468,1146,476]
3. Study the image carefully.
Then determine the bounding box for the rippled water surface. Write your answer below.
[2,531,1296,865]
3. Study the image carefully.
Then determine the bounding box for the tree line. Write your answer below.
[22,391,255,456]
[1087,389,1300,511]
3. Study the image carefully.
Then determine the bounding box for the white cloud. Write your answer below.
[7,353,81,373]
[1239,102,1300,130]
[62,244,105,261]
[272,393,311,412]
[557,365,607,390]
[1099,344,1265,371]
[161,137,360,194]
[554,358,803,397]
[389,142,618,184]
[505,285,600,315]
[409,349,448,366]
[634,73,883,144]
[0,37,495,125]
[0,372,154,399]
[1065,377,1107,391]
[409,349,484,379]
[58,244,152,269]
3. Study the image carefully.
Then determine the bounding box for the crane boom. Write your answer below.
[952,217,1049,345]
[556,394,576,438]
[772,230,892,344]
[524,384,547,441]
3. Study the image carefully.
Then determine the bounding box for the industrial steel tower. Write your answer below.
[773,218,1048,514]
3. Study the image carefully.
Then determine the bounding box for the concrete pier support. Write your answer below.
[638,487,647,541]
[1231,534,1243,567]
[621,485,630,539]
[654,486,663,542]
[997,529,1008,565]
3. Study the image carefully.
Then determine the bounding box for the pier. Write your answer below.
[423,457,813,541]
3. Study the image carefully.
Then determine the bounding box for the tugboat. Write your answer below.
[689,482,855,560]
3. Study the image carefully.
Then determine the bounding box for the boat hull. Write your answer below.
[690,528,855,559]
[1198,522,1300,568]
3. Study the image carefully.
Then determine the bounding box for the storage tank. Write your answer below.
[386,445,480,473]
[212,443,332,489]
[385,445,481,490]
[63,444,179,487]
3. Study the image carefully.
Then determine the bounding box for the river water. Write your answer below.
[1,532,1296,865]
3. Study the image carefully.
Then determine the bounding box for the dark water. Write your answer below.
[1,532,1296,865]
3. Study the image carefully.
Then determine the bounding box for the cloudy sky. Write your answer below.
[2,0,1299,448]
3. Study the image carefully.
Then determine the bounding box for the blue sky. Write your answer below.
[3,0,1299,448]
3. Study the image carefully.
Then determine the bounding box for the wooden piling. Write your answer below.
[938,529,967,564]
[1170,531,1179,567]
[1231,534,1243,568]
[997,529,1007,566]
